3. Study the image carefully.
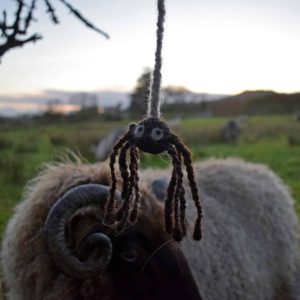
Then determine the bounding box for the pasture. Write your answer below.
[0,115,300,239]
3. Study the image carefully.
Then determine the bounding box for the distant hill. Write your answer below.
[0,91,130,117]
[209,90,300,116]
[0,90,226,117]
[1,89,299,117]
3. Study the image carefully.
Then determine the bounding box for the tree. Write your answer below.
[163,85,191,103]
[69,92,98,110]
[128,68,151,116]
[0,0,109,61]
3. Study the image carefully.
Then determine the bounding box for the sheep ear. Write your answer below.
[151,176,169,201]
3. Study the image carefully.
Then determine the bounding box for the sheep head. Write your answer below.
[44,182,202,300]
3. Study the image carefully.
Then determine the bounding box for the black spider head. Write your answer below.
[132,117,172,154]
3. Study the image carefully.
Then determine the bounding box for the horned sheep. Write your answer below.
[1,158,300,300]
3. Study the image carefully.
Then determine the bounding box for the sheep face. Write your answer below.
[44,183,202,300]
[94,222,201,300]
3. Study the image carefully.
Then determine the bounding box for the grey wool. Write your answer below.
[145,159,300,300]
[147,0,165,118]
[1,158,300,299]
[186,159,300,300]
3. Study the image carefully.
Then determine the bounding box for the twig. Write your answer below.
[44,0,59,24]
[0,0,41,61]
[0,0,109,61]
[58,0,109,39]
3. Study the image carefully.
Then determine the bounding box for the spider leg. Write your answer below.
[172,136,203,240]
[118,141,131,199]
[104,147,121,225]
[129,146,141,223]
[104,129,133,225]
[168,146,184,241]
[165,150,177,234]
[177,151,187,236]
[179,185,187,236]
[115,145,138,232]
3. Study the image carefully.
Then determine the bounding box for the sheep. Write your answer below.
[1,158,300,300]
[1,160,201,300]
[222,120,241,142]
[92,128,126,161]
[149,159,300,300]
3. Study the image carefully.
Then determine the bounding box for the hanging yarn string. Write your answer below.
[104,0,203,242]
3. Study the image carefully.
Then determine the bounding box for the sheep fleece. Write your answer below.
[1,158,300,300]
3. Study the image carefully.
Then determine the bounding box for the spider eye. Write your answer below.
[151,127,164,141]
[134,125,145,138]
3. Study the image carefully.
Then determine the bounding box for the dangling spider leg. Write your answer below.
[164,156,177,234]
[115,145,135,221]
[104,125,135,225]
[177,151,187,236]
[129,146,141,223]
[115,145,140,233]
[118,141,131,199]
[171,135,203,240]
[167,145,186,241]
[104,148,122,225]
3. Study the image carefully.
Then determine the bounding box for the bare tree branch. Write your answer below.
[0,0,109,62]
[44,0,59,24]
[23,0,37,33]
[0,0,41,61]
[58,0,109,39]
[0,33,42,58]
[0,11,9,37]
[12,0,24,36]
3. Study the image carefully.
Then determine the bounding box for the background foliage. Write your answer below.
[0,114,299,239]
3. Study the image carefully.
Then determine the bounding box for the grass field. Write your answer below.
[0,115,300,239]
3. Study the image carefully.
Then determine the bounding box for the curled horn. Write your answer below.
[44,184,119,279]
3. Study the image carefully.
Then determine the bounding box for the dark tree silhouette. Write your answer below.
[0,0,109,61]
[128,68,152,116]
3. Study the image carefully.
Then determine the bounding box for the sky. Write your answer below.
[1,0,300,98]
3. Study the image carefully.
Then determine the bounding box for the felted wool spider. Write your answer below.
[104,0,202,242]
[104,117,203,242]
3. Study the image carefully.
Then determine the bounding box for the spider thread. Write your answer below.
[148,0,166,118]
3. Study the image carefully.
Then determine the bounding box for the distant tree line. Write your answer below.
[128,69,210,118]
[128,70,300,118]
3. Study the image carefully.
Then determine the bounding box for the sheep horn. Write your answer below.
[44,184,119,279]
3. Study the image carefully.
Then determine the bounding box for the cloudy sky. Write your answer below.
[1,0,300,98]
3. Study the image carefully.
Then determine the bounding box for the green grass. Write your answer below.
[0,115,300,239]
[193,141,300,215]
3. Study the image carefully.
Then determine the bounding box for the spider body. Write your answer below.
[133,117,172,154]
[104,117,203,242]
